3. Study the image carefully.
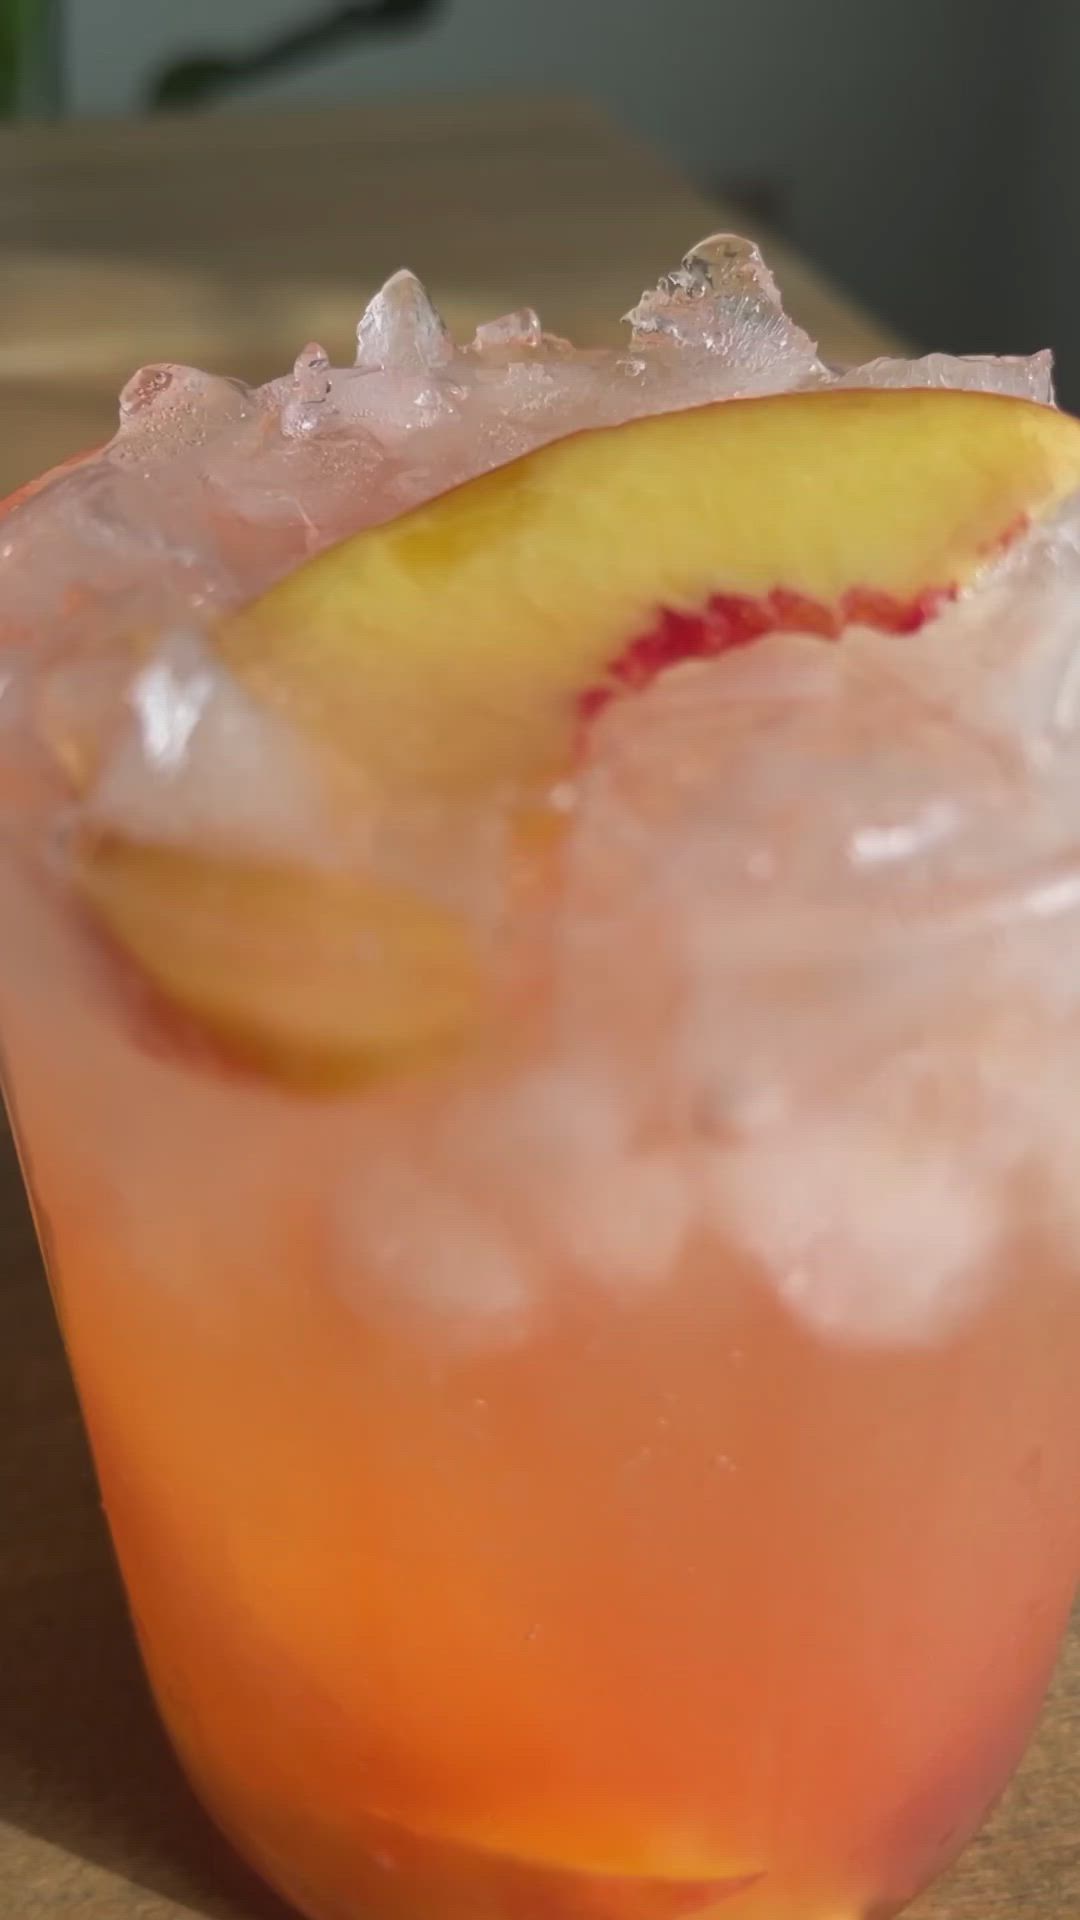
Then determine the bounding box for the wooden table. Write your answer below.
[0,96,1075,1920]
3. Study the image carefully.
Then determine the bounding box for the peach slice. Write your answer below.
[75,834,481,1090]
[72,388,1080,1089]
[218,388,1080,790]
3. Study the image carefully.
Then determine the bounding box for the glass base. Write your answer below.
[217,1806,887,1920]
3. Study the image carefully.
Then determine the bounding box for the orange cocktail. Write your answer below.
[4,238,1080,1920]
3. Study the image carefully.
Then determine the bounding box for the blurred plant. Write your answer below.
[0,0,61,116]
[150,0,442,109]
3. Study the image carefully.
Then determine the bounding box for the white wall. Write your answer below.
[64,0,1025,358]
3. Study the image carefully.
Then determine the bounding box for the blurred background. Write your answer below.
[39,0,1080,368]
[3,0,1080,493]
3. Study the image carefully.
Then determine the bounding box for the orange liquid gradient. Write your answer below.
[3,862,1080,1920]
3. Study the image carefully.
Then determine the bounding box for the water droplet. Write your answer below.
[355,269,455,373]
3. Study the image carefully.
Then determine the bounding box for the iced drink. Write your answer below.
[3,239,1080,1920]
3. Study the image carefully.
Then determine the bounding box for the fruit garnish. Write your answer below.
[71,388,1080,1090]
[217,389,1080,789]
[75,833,481,1091]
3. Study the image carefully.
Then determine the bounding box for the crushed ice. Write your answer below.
[129,640,214,772]
[355,268,455,374]
[87,631,359,863]
[282,342,332,438]
[707,1111,998,1346]
[4,228,1059,628]
[114,363,255,451]
[836,349,1055,404]
[625,233,825,392]
[469,308,545,353]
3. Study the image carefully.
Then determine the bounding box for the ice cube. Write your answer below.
[0,455,226,641]
[355,269,456,374]
[624,233,824,395]
[455,1062,633,1172]
[336,1156,535,1351]
[118,365,174,419]
[84,630,365,865]
[281,341,333,438]
[444,1064,694,1293]
[181,398,388,585]
[838,349,1055,404]
[572,635,1002,909]
[468,309,575,364]
[470,308,545,354]
[112,363,256,465]
[558,633,1047,1135]
[844,501,1080,775]
[706,1110,998,1346]
[542,1146,693,1292]
[74,628,512,943]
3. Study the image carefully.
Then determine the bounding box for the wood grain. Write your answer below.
[0,94,1071,1920]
